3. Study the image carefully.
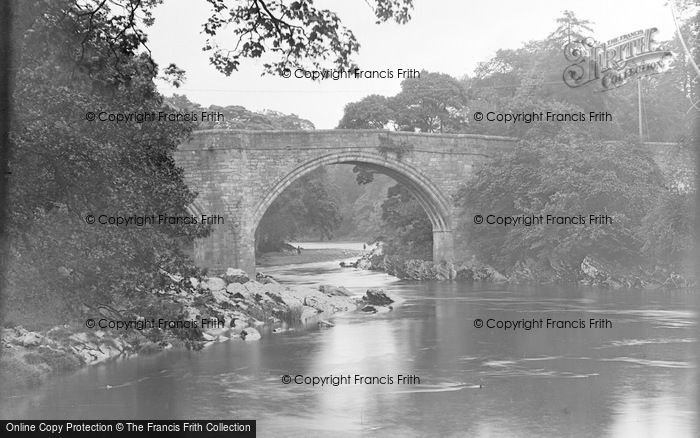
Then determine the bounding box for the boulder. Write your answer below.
[210,288,231,303]
[303,290,356,314]
[604,278,624,289]
[581,256,609,281]
[201,332,217,342]
[98,342,122,359]
[362,289,394,306]
[455,265,474,280]
[508,259,536,282]
[356,258,372,270]
[435,261,457,281]
[224,268,249,284]
[69,332,91,344]
[318,285,351,296]
[259,276,278,285]
[473,265,507,282]
[226,282,247,295]
[160,270,183,283]
[229,318,248,333]
[20,332,43,347]
[241,327,261,341]
[203,276,227,291]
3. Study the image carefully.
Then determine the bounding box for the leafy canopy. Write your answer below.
[202,0,414,76]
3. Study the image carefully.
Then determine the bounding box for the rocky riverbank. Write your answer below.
[0,269,394,390]
[347,246,695,289]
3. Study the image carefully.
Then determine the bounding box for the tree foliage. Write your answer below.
[458,9,698,273]
[337,95,393,129]
[338,71,468,133]
[203,0,413,76]
[255,168,342,252]
[378,185,433,260]
[4,1,208,323]
[166,94,315,130]
[339,71,468,187]
[457,134,665,271]
[391,71,467,133]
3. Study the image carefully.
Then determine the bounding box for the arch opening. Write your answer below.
[250,151,454,270]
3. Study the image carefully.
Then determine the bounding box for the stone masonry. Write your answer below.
[174,129,516,276]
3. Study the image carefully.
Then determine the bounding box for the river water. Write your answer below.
[1,244,697,437]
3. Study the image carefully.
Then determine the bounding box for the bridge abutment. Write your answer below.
[432,230,455,263]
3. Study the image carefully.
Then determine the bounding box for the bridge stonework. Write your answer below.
[174,129,516,276]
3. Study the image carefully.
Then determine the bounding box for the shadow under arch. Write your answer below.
[250,151,453,244]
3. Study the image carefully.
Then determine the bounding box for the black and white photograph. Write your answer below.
[0,0,698,436]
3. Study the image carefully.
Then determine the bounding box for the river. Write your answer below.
[1,243,697,437]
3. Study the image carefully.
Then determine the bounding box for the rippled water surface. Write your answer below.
[1,245,697,437]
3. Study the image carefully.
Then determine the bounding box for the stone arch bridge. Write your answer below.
[174,130,688,277]
[174,130,515,276]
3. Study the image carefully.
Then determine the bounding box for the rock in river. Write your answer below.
[241,327,261,341]
[362,288,394,306]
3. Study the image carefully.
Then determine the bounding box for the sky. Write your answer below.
[147,0,679,129]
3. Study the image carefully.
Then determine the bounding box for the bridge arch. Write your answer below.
[175,129,523,276]
[250,151,454,265]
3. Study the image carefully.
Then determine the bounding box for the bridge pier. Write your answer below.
[191,218,256,278]
[235,226,256,279]
[432,230,454,263]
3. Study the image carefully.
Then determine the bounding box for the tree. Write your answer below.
[4,1,208,324]
[391,71,468,133]
[203,0,414,76]
[337,95,394,129]
[457,132,665,273]
[340,71,469,186]
[42,0,414,78]
[546,10,594,49]
[640,190,695,265]
[338,71,468,135]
